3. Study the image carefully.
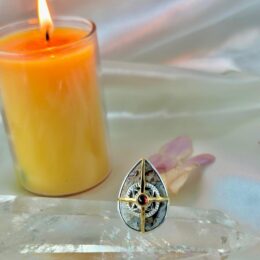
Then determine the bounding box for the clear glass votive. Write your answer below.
[0,17,110,196]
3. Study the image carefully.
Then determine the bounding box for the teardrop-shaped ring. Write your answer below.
[118,159,169,233]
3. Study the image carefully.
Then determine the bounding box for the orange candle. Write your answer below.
[0,0,110,196]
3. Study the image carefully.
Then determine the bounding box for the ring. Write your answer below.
[118,158,169,233]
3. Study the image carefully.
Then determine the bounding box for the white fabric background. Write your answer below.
[1,0,260,74]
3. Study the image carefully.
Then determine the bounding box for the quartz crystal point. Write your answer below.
[0,195,259,259]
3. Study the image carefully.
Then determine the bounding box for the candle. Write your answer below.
[0,0,110,196]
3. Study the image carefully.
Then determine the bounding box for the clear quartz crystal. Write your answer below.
[0,195,259,259]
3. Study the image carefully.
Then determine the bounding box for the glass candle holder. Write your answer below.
[0,17,110,196]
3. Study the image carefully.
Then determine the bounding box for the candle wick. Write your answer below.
[45,31,50,42]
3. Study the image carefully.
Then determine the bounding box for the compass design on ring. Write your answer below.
[118,159,169,233]
[126,183,160,218]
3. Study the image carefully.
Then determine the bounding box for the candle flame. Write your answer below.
[38,0,53,40]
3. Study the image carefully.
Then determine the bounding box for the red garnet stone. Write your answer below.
[138,194,149,206]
